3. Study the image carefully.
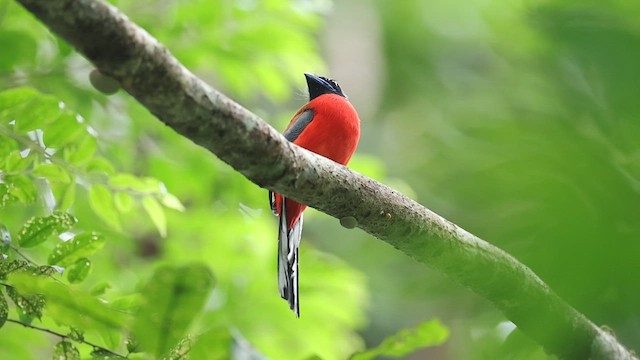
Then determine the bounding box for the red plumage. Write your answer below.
[275,93,360,229]
[271,74,360,316]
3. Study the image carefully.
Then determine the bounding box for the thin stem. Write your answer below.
[10,245,38,267]
[5,318,126,358]
[8,245,66,285]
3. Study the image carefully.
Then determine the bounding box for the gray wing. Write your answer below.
[284,109,314,142]
[277,199,302,317]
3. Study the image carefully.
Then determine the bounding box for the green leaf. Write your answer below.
[59,182,76,211]
[109,173,162,194]
[0,87,59,132]
[67,327,85,342]
[5,285,46,322]
[8,272,126,331]
[160,193,185,212]
[48,231,105,267]
[0,288,8,328]
[126,334,140,354]
[66,258,91,284]
[132,264,215,358]
[113,192,134,213]
[90,282,112,296]
[164,336,192,360]
[0,88,41,114]
[0,133,18,159]
[88,184,121,230]
[64,133,97,166]
[35,265,61,277]
[3,175,37,204]
[142,197,166,237]
[0,183,18,208]
[189,327,232,360]
[0,259,30,280]
[18,211,77,248]
[53,340,80,360]
[42,112,85,148]
[32,163,72,183]
[99,327,121,351]
[86,157,116,176]
[0,31,36,70]
[4,150,31,173]
[350,319,449,360]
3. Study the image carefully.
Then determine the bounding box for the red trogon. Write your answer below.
[270,73,361,316]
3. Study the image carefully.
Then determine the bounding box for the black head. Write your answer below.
[304,73,346,100]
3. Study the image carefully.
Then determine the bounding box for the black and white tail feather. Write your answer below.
[270,192,302,317]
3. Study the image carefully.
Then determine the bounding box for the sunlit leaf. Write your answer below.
[64,134,97,166]
[0,87,41,114]
[0,184,14,209]
[86,157,116,176]
[132,264,215,358]
[5,285,46,322]
[59,182,76,211]
[48,231,105,267]
[8,272,126,331]
[142,197,166,237]
[0,259,30,280]
[350,319,449,360]
[4,150,31,173]
[3,175,37,204]
[0,87,59,131]
[160,193,185,212]
[113,192,134,213]
[32,163,71,183]
[0,184,17,209]
[0,134,18,159]
[53,340,80,360]
[109,173,143,191]
[42,112,85,148]
[18,211,77,248]
[88,184,121,230]
[109,174,164,195]
[66,258,91,284]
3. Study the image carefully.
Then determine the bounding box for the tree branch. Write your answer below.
[14,0,637,358]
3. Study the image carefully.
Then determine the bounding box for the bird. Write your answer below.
[270,73,361,316]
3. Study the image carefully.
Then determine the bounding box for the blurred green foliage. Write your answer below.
[350,0,640,358]
[1,0,639,359]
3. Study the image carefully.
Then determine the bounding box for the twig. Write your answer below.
[5,318,126,358]
[10,245,38,267]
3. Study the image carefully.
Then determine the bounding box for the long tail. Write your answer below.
[277,198,302,317]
